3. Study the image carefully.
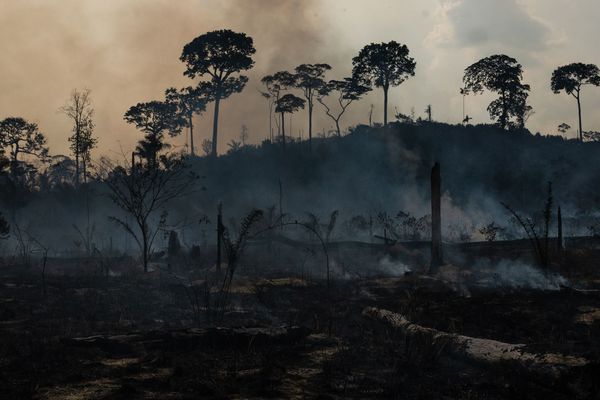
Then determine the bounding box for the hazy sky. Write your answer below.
[1,0,599,157]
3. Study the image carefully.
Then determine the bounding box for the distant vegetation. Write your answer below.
[1,28,600,261]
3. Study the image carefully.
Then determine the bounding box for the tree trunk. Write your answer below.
[82,158,87,184]
[383,86,389,125]
[141,223,149,273]
[431,162,443,272]
[363,307,589,382]
[281,112,286,150]
[74,121,80,187]
[335,119,341,137]
[189,115,195,156]
[211,94,221,157]
[308,100,313,151]
[577,93,583,141]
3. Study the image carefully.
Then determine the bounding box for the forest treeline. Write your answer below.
[1,29,600,265]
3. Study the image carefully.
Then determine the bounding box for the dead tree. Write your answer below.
[363,307,588,384]
[502,182,553,268]
[557,206,563,252]
[101,156,196,272]
[430,162,443,272]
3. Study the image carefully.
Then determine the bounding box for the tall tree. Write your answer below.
[275,94,305,149]
[551,63,600,141]
[352,41,416,125]
[180,29,256,157]
[165,85,210,156]
[0,117,48,179]
[60,89,95,185]
[293,63,331,150]
[261,71,296,139]
[463,54,531,130]
[124,101,183,168]
[317,78,369,136]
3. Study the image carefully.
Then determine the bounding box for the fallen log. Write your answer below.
[362,307,589,382]
[62,326,310,354]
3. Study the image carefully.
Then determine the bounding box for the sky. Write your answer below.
[0,0,599,157]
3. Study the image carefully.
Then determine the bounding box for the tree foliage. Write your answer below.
[352,41,416,125]
[551,63,600,141]
[293,63,331,149]
[463,54,531,130]
[165,86,210,156]
[317,77,370,136]
[60,89,96,184]
[0,117,48,179]
[124,101,183,167]
[180,29,256,156]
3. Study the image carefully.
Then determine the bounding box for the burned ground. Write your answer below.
[1,239,599,399]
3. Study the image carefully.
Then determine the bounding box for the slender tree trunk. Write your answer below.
[281,112,286,150]
[335,119,341,137]
[211,94,221,157]
[82,158,87,184]
[11,145,18,180]
[577,94,583,141]
[430,162,443,272]
[268,101,273,142]
[308,100,313,151]
[189,115,195,156]
[383,86,389,125]
[141,223,149,273]
[75,126,80,186]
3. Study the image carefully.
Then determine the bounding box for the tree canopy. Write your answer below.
[180,29,256,156]
[0,117,48,178]
[551,63,600,141]
[463,54,531,130]
[352,41,416,125]
[294,63,331,149]
[124,101,183,167]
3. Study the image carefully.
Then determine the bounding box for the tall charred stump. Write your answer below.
[557,206,563,252]
[430,162,443,272]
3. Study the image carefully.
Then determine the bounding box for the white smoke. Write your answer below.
[473,259,568,290]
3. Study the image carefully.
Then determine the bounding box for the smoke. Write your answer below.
[473,259,568,291]
[377,256,412,277]
[0,0,336,157]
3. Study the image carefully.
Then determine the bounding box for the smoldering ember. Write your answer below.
[2,2,600,399]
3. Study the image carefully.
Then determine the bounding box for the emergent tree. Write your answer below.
[293,63,331,150]
[463,54,531,130]
[551,63,600,141]
[180,29,256,157]
[352,41,416,125]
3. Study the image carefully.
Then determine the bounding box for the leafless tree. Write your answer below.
[60,89,96,185]
[100,155,196,272]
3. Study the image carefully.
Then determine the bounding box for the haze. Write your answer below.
[1,0,598,156]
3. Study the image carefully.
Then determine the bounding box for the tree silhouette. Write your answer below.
[60,89,96,185]
[261,71,297,139]
[551,63,600,141]
[275,94,305,149]
[124,101,183,168]
[102,156,195,272]
[463,54,531,130]
[0,117,48,180]
[317,78,369,136]
[165,85,210,156]
[293,63,331,150]
[352,41,416,125]
[180,29,256,157]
